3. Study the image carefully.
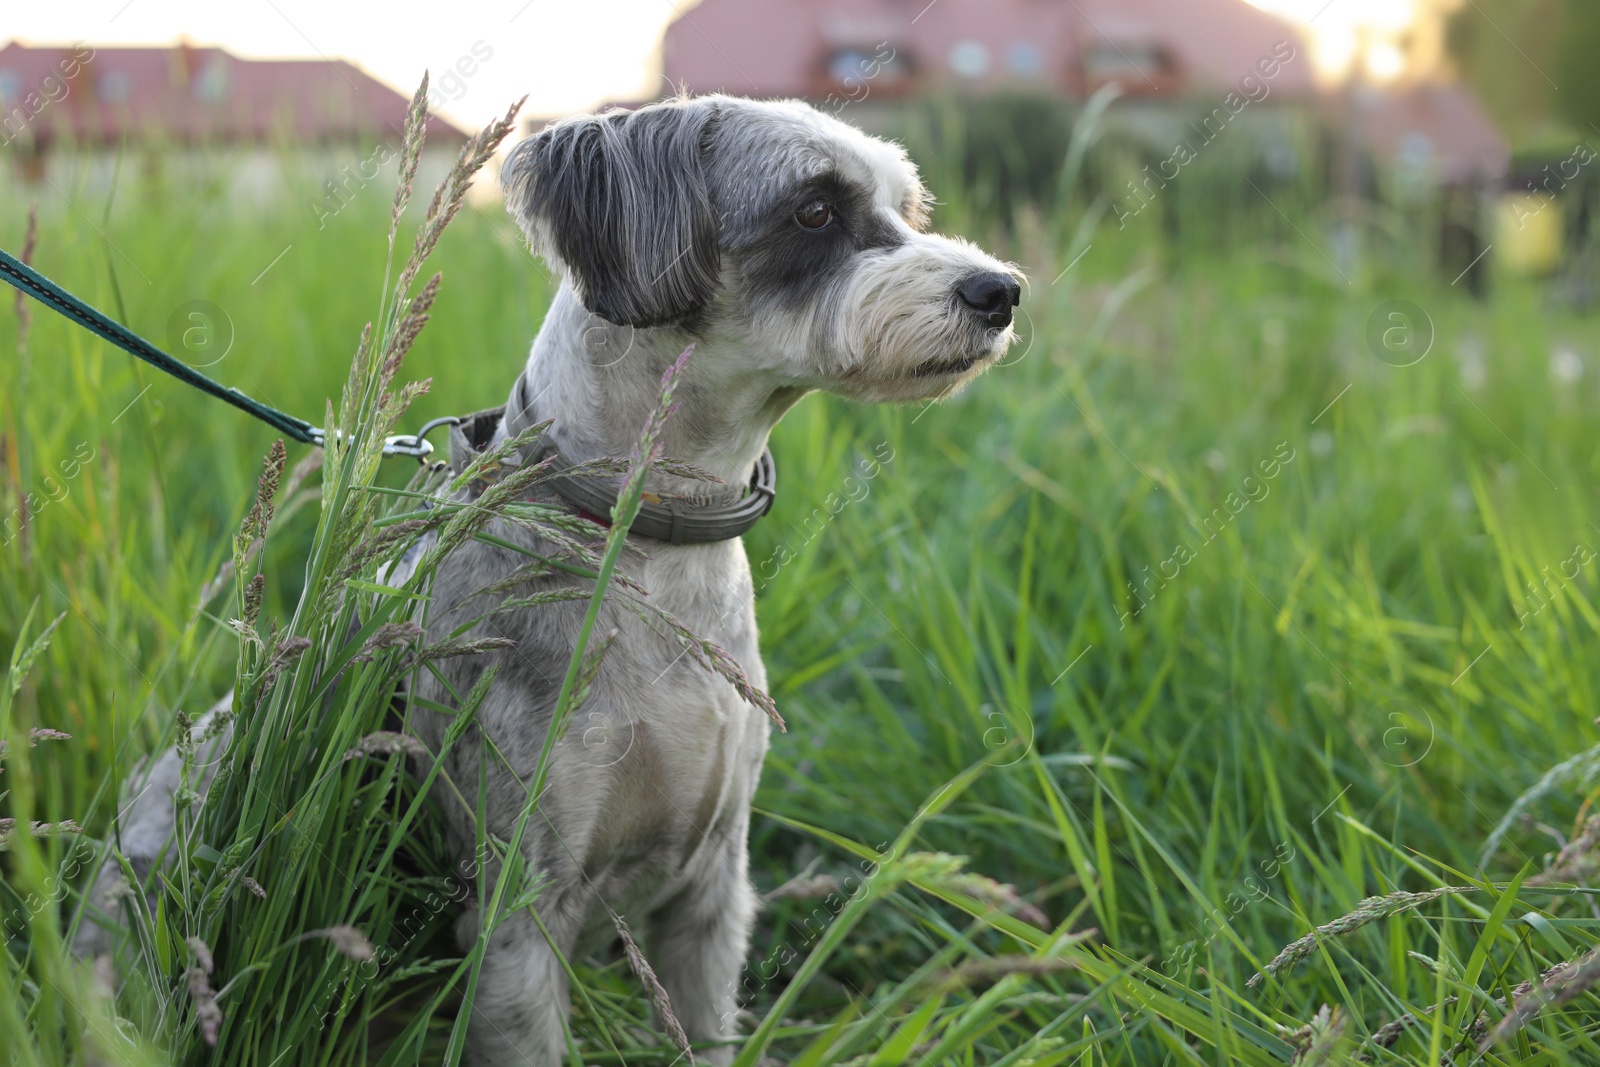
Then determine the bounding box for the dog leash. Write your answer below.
[1,248,780,542]
[0,248,443,459]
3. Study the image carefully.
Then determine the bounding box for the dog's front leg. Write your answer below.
[645,833,758,1066]
[460,898,580,1067]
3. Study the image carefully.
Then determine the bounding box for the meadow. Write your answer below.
[4,94,1600,1065]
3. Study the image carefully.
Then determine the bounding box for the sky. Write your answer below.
[6,0,1442,132]
[4,0,689,128]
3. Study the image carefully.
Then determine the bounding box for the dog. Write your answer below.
[82,93,1021,1065]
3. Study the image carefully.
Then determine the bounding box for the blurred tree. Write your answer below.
[1553,0,1600,135]
[1445,0,1567,142]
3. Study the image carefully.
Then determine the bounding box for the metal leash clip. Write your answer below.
[309,415,463,463]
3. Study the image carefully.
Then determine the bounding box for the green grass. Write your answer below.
[5,103,1600,1065]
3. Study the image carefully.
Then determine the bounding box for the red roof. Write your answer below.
[658,0,1508,183]
[662,0,1319,101]
[0,43,466,147]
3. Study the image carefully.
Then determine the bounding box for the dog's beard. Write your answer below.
[821,327,1010,402]
[825,240,1018,402]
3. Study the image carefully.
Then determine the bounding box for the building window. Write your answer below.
[828,49,868,85]
[1006,41,1044,79]
[98,70,133,103]
[195,58,230,102]
[820,43,911,102]
[949,39,990,79]
[1081,41,1179,94]
[0,71,18,103]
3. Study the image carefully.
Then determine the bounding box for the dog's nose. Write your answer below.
[957,271,1021,328]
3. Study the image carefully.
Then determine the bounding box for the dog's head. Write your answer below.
[501,94,1021,403]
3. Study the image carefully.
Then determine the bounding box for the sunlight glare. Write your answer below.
[1244,0,1460,84]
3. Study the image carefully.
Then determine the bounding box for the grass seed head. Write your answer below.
[1485,945,1600,1049]
[343,731,429,761]
[1248,887,1476,987]
[613,913,695,1065]
[322,925,376,963]
[390,73,429,234]
[351,621,425,662]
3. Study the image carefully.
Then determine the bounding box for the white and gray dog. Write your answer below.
[86,93,1020,1064]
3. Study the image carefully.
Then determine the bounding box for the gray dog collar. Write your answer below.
[543,445,777,545]
[449,405,777,545]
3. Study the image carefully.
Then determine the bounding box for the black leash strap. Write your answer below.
[0,248,440,459]
[0,246,781,538]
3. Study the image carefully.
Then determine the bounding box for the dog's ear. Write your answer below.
[502,100,721,328]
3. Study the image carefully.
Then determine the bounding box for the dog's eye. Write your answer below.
[794,200,834,230]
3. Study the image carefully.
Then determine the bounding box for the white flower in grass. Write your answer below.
[1551,345,1584,385]
[1456,335,1487,390]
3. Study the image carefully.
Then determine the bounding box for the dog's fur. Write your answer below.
[82,94,1020,1065]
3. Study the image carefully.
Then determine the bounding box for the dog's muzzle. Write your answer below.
[957,271,1022,329]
